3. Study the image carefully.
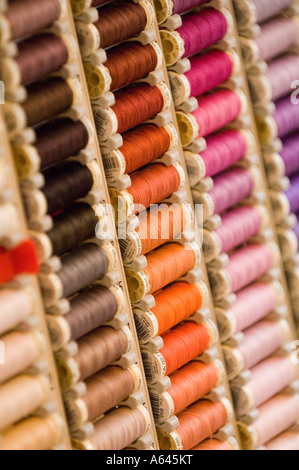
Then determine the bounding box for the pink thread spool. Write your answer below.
[265,432,299,450]
[255,17,299,62]
[265,55,299,102]
[252,0,293,24]
[239,394,299,450]
[156,0,211,24]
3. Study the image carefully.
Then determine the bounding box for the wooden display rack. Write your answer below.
[0,109,72,449]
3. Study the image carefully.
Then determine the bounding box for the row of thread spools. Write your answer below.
[72,0,240,451]
[0,0,155,451]
[0,108,69,449]
[157,0,299,450]
[236,0,299,336]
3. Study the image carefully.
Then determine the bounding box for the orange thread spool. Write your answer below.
[112,83,164,134]
[162,322,212,376]
[176,400,228,450]
[192,439,233,450]
[137,204,187,256]
[169,361,219,415]
[128,164,181,213]
[120,124,171,175]
[152,282,203,336]
[144,243,197,295]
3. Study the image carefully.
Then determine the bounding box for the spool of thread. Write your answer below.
[42,161,97,215]
[0,415,63,451]
[209,243,276,300]
[150,360,222,423]
[114,163,183,218]
[126,242,198,303]
[155,0,211,24]
[102,123,174,182]
[0,288,33,336]
[24,78,75,128]
[160,8,228,66]
[209,167,255,215]
[72,0,111,16]
[177,90,243,147]
[1,0,61,42]
[46,243,111,301]
[239,394,299,450]
[0,375,48,431]
[265,432,299,451]
[217,281,281,342]
[6,34,69,86]
[285,174,299,215]
[47,203,97,256]
[94,82,169,140]
[0,331,41,385]
[159,399,229,450]
[142,321,215,383]
[121,203,189,263]
[0,240,39,285]
[255,17,299,62]
[265,55,299,102]
[86,41,160,98]
[92,1,151,50]
[134,281,205,343]
[84,406,149,450]
[273,95,299,140]
[57,326,131,388]
[223,319,290,380]
[203,205,264,263]
[70,366,139,424]
[192,439,235,450]
[0,202,19,241]
[232,356,296,416]
[170,50,234,106]
[280,133,299,177]
[251,0,293,24]
[48,286,119,351]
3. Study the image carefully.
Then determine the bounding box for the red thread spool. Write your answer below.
[193,89,242,138]
[168,361,220,415]
[128,163,182,214]
[0,241,39,285]
[161,321,213,376]
[161,400,228,450]
[153,282,204,336]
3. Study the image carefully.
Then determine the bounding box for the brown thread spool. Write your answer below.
[13,34,69,86]
[105,42,158,91]
[57,243,111,299]
[47,203,97,255]
[23,77,74,127]
[68,327,129,383]
[0,331,41,385]
[0,288,33,336]
[0,375,48,431]
[93,1,148,49]
[80,366,136,422]
[88,406,147,450]
[42,161,95,214]
[1,0,61,42]
[0,415,63,450]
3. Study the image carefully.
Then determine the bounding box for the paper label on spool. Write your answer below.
[150,389,175,423]
[120,231,142,264]
[84,62,112,100]
[203,229,222,264]
[76,21,100,57]
[126,269,150,303]
[93,106,118,141]
[155,0,173,24]
[165,122,178,150]
[142,350,166,383]
[103,243,118,271]
[184,151,206,186]
[150,41,163,69]
[102,148,126,183]
[134,308,159,345]
[195,280,209,308]
[156,82,172,112]
[87,160,101,190]
[188,241,201,267]
[176,111,199,147]
[123,325,134,353]
[216,307,237,343]
[110,284,125,316]
[140,0,155,29]
[173,162,185,188]
[160,30,185,67]
[11,143,40,180]
[221,397,233,423]
[158,430,183,450]
[169,71,191,107]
